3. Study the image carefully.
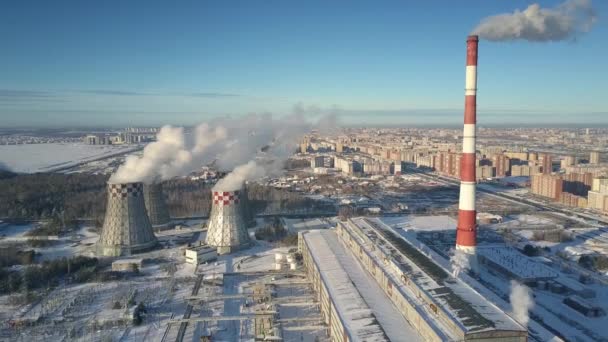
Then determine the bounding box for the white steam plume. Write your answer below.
[110,106,336,185]
[110,123,228,184]
[213,107,338,192]
[472,0,597,42]
[509,280,535,327]
[450,248,471,277]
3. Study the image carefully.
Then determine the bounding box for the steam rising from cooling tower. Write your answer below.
[98,182,158,256]
[110,111,330,185]
[472,0,597,42]
[143,183,171,228]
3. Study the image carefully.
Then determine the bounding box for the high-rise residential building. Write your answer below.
[540,153,553,175]
[531,174,563,200]
[492,154,510,177]
[528,152,538,161]
[300,138,309,154]
[505,151,528,160]
[590,151,600,164]
[563,172,593,196]
[335,142,343,153]
[476,165,494,180]
[560,155,576,169]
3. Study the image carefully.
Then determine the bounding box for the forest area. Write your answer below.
[0,171,335,225]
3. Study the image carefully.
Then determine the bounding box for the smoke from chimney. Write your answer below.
[472,0,597,42]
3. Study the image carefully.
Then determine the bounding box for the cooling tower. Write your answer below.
[98,182,158,256]
[143,182,171,229]
[205,189,251,254]
[456,35,478,257]
[241,184,256,227]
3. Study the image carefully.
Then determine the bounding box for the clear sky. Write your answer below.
[0,0,606,128]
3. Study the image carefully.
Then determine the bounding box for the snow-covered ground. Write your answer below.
[0,143,137,173]
[381,215,456,231]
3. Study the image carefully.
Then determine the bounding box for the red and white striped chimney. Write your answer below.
[456,35,478,255]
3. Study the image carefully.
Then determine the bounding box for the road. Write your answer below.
[408,167,608,225]
[45,145,143,173]
[174,274,204,342]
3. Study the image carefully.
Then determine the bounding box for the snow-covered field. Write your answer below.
[0,143,136,173]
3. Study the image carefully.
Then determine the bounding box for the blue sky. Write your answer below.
[0,0,606,127]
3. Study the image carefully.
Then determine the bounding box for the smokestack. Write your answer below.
[205,188,251,254]
[143,183,171,229]
[98,182,158,256]
[456,35,478,257]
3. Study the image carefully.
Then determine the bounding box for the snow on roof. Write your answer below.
[302,230,389,341]
[380,215,456,231]
[348,217,525,334]
[477,246,559,281]
[283,218,330,232]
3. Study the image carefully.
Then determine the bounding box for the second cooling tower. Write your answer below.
[205,188,251,254]
[143,182,171,229]
[98,182,158,257]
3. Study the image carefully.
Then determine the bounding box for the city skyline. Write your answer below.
[1,0,607,127]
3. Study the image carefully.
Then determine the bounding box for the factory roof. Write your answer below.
[348,217,525,334]
[302,229,389,342]
[478,246,559,281]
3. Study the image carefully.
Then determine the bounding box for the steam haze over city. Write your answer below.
[1,1,608,342]
[1,0,607,127]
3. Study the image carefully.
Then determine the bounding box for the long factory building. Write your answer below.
[299,217,527,342]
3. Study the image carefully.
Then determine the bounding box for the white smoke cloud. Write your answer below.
[212,117,313,191]
[509,280,535,327]
[110,105,338,185]
[472,0,597,42]
[213,160,269,191]
[111,126,191,184]
[450,248,471,277]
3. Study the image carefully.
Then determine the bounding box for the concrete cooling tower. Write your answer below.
[143,183,171,229]
[98,182,158,257]
[205,189,251,254]
[241,185,256,227]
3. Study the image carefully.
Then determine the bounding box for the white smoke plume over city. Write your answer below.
[450,248,471,277]
[110,106,336,186]
[213,109,330,191]
[472,0,597,42]
[509,280,535,327]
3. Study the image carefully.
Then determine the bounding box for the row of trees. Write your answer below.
[0,172,335,223]
[0,173,108,221]
[0,256,99,295]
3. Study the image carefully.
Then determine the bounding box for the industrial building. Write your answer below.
[299,229,391,341]
[477,246,558,284]
[97,182,158,256]
[205,188,251,254]
[302,218,527,341]
[184,244,218,265]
